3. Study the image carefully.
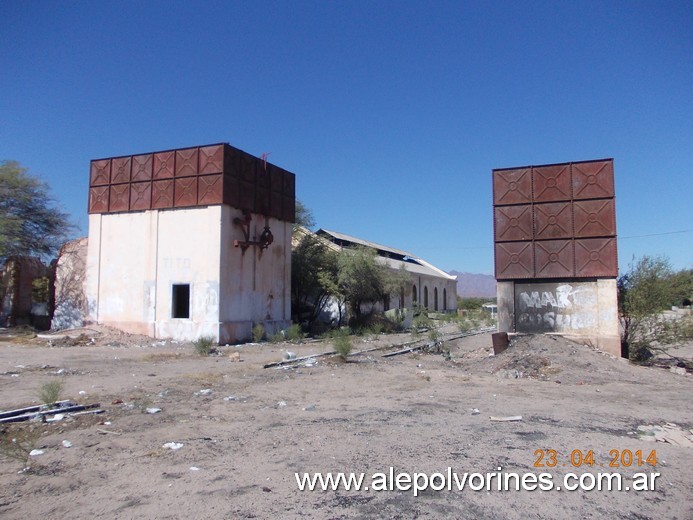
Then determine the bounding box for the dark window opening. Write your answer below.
[424,287,429,309]
[434,287,439,311]
[443,288,447,311]
[412,284,417,303]
[172,284,190,319]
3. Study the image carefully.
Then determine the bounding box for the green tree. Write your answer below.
[618,255,692,361]
[0,160,73,263]
[294,199,315,231]
[291,232,338,326]
[337,246,410,325]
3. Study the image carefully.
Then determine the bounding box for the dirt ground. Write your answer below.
[0,325,691,519]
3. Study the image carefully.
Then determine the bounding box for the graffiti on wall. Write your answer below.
[515,282,597,333]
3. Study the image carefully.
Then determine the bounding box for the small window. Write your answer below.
[412,284,417,303]
[434,287,439,311]
[443,288,447,311]
[172,284,190,319]
[424,287,429,309]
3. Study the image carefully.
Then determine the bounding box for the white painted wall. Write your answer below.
[86,205,292,343]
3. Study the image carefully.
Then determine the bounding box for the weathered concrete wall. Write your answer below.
[87,205,292,343]
[52,238,88,330]
[497,279,619,356]
[219,205,292,342]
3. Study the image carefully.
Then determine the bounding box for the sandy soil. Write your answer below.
[0,325,691,519]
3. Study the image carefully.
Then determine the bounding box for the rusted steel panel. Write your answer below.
[572,160,614,200]
[88,186,109,213]
[283,169,295,198]
[282,195,295,223]
[152,180,174,209]
[111,157,131,184]
[198,174,223,205]
[533,202,573,240]
[109,184,130,212]
[129,182,152,211]
[573,199,616,237]
[174,177,198,207]
[175,148,198,177]
[574,238,618,277]
[199,145,224,175]
[269,164,283,194]
[535,240,574,278]
[223,172,240,208]
[532,163,571,202]
[494,206,533,242]
[239,152,257,183]
[131,154,153,182]
[223,145,240,181]
[269,191,283,219]
[239,181,256,212]
[90,160,111,186]
[153,151,175,179]
[495,242,534,279]
[493,168,532,206]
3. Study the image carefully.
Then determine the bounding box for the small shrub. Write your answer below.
[333,330,353,361]
[193,335,215,356]
[252,324,266,342]
[286,324,305,342]
[37,380,64,405]
[269,330,285,343]
[0,426,42,467]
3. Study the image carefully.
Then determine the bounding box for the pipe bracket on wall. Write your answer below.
[233,211,274,253]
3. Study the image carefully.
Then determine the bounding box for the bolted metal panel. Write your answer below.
[175,148,199,177]
[269,164,283,194]
[282,195,296,223]
[533,202,573,240]
[129,182,152,211]
[88,186,109,213]
[572,160,614,200]
[493,168,532,206]
[532,163,571,202]
[535,240,574,278]
[283,169,295,199]
[239,181,256,212]
[198,174,223,205]
[89,143,296,220]
[109,184,130,212]
[90,159,111,186]
[573,199,616,237]
[575,238,618,277]
[494,206,533,242]
[495,242,534,280]
[198,145,224,175]
[269,191,283,219]
[174,177,198,207]
[111,156,131,184]
[152,180,174,209]
[153,151,175,179]
[131,154,153,182]
[239,152,257,183]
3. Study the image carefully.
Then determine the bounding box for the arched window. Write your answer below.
[443,288,447,311]
[412,284,417,304]
[400,288,405,309]
[424,286,429,309]
[434,287,439,311]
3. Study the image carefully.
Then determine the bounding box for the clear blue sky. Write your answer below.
[1,1,691,274]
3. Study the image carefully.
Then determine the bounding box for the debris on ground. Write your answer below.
[637,424,693,447]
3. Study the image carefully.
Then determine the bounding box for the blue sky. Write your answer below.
[1,1,691,274]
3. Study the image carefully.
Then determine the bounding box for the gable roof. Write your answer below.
[316,229,457,282]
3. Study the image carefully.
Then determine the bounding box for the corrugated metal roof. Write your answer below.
[316,229,457,281]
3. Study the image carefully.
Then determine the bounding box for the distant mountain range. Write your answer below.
[448,271,496,299]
